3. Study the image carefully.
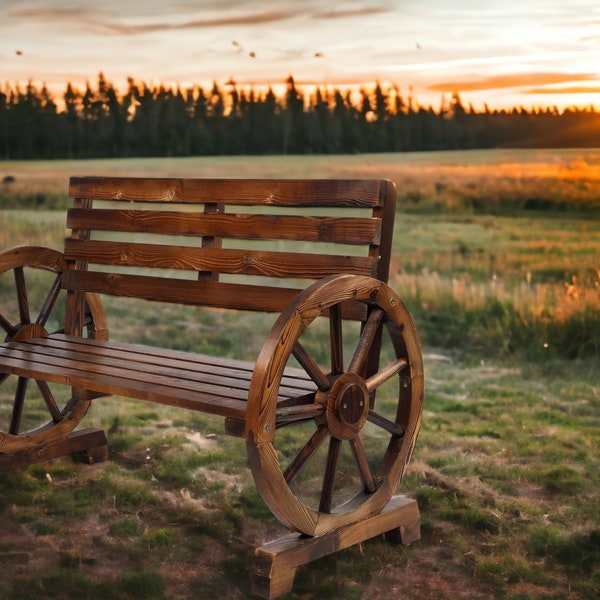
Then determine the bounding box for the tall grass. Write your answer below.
[396,270,600,360]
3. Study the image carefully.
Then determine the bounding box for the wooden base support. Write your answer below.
[0,428,108,472]
[252,495,420,599]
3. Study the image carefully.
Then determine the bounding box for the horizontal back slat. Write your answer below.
[62,271,368,319]
[69,177,383,207]
[63,240,374,279]
[62,270,302,313]
[66,209,381,245]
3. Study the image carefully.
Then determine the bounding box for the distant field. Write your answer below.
[3,148,600,189]
[3,148,600,214]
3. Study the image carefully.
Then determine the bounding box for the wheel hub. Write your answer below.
[323,372,370,440]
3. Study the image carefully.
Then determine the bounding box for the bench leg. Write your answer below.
[0,427,108,472]
[252,495,420,599]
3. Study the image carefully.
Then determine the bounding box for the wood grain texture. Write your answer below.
[63,239,375,278]
[69,177,385,206]
[67,209,381,245]
[0,428,108,472]
[252,495,420,598]
[0,334,317,420]
[61,270,303,313]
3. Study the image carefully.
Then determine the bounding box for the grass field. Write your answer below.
[0,150,598,599]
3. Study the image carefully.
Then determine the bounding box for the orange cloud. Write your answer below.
[526,85,600,95]
[429,72,598,93]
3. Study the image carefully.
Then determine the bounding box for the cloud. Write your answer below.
[314,6,390,20]
[9,6,297,36]
[428,72,598,93]
[103,10,297,35]
[526,85,600,95]
[8,7,88,22]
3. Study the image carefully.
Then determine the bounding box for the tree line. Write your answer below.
[1,73,599,160]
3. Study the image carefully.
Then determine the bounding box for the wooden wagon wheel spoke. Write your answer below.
[14,266,31,325]
[0,311,15,336]
[35,273,63,327]
[36,379,64,423]
[329,303,344,375]
[349,435,376,493]
[367,410,406,438]
[284,424,329,485]
[292,341,330,391]
[9,376,29,435]
[365,358,408,392]
[275,404,325,429]
[348,308,385,374]
[319,436,342,513]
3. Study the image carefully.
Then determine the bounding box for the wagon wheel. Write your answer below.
[247,274,424,536]
[0,246,107,454]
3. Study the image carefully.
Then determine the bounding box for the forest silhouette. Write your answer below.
[1,73,599,159]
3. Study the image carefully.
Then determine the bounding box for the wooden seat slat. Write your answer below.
[0,346,248,419]
[23,336,316,398]
[66,209,381,245]
[0,342,249,400]
[0,339,314,405]
[50,333,258,370]
[47,334,314,391]
[69,177,384,207]
[63,239,375,279]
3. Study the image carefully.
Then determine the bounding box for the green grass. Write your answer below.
[0,151,599,599]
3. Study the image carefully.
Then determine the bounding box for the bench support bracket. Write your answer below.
[252,495,420,599]
[0,428,108,472]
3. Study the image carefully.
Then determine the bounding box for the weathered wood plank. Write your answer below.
[1,343,252,401]
[18,336,316,399]
[66,209,381,245]
[252,495,420,599]
[0,428,108,471]
[0,334,317,411]
[69,177,385,207]
[62,270,302,312]
[63,239,375,278]
[0,345,249,419]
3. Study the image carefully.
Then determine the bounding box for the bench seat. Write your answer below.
[0,335,316,423]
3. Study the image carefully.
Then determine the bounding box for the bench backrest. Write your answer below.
[62,177,396,332]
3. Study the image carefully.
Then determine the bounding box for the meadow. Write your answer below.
[0,150,598,599]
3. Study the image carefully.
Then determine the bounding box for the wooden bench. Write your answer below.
[0,177,424,598]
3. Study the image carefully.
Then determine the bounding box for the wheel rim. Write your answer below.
[248,274,424,536]
[0,247,105,453]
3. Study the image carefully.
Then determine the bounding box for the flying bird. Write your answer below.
[16,50,23,56]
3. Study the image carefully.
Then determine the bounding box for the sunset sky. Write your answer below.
[2,0,600,111]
